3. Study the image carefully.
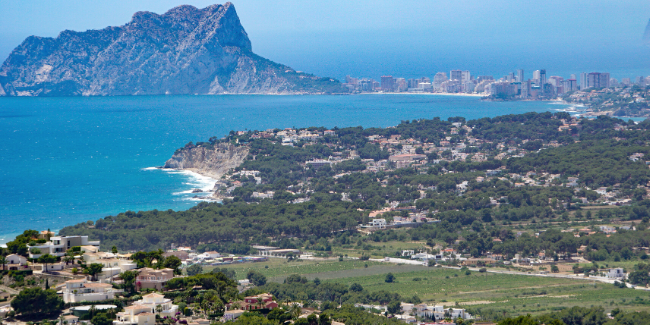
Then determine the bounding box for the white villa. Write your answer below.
[29,235,100,259]
[83,251,137,280]
[62,278,118,303]
[401,303,472,321]
[114,293,179,325]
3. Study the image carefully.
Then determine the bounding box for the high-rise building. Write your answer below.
[433,72,448,86]
[380,76,395,92]
[461,71,471,82]
[586,72,610,89]
[516,69,524,82]
[520,80,530,98]
[580,73,588,90]
[395,78,407,92]
[621,78,631,85]
[539,69,546,86]
[562,79,577,93]
[450,70,463,81]
[345,76,358,85]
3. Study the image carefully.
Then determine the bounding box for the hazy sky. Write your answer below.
[1,1,649,79]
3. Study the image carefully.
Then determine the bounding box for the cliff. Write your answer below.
[163,143,248,179]
[0,3,344,96]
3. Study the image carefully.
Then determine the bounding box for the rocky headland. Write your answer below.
[163,142,248,179]
[0,2,344,96]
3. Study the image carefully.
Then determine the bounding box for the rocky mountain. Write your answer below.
[163,143,248,179]
[0,3,343,96]
[645,19,650,45]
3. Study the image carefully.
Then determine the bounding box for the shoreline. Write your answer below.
[150,167,222,202]
[367,92,485,97]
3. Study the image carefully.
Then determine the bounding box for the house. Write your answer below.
[62,278,117,303]
[83,251,137,280]
[114,293,179,325]
[223,310,245,321]
[370,218,387,229]
[4,254,28,270]
[226,293,278,311]
[29,235,100,259]
[136,268,175,291]
[607,268,626,279]
[199,251,221,259]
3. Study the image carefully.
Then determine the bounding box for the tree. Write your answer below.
[551,265,560,273]
[11,287,63,316]
[186,264,203,276]
[0,254,6,272]
[387,300,401,315]
[120,270,139,293]
[111,246,118,254]
[289,303,302,319]
[385,273,395,283]
[349,283,363,292]
[247,270,267,286]
[163,255,182,275]
[84,263,104,281]
[38,254,58,273]
[91,313,113,325]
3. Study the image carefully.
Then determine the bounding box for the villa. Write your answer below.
[62,278,118,303]
[28,235,100,259]
[136,268,175,291]
[114,293,178,325]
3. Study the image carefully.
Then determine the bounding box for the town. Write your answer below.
[342,70,650,107]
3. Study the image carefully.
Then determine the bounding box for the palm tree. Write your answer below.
[155,304,163,315]
[289,303,302,319]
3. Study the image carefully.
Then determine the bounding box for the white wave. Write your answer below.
[141,167,160,171]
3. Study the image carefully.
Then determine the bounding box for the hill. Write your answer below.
[0,3,344,96]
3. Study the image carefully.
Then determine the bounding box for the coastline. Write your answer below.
[368,92,485,97]
[148,167,222,202]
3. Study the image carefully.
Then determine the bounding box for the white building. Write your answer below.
[607,268,626,279]
[4,254,28,270]
[83,251,137,280]
[370,218,387,229]
[114,293,178,325]
[29,235,100,259]
[62,278,117,303]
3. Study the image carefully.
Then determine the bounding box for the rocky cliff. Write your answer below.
[0,3,343,96]
[645,19,650,45]
[163,143,248,179]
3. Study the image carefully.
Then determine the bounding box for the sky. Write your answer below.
[1,0,649,80]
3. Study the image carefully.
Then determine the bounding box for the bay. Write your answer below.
[0,94,567,243]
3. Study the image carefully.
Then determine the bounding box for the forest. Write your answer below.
[53,112,650,264]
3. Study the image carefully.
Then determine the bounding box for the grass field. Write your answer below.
[203,257,650,317]
[204,258,386,280]
[319,267,650,316]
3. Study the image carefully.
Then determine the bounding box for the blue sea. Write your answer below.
[0,94,571,243]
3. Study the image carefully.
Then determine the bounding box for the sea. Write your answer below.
[0,94,584,243]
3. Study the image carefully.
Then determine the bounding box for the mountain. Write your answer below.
[645,19,650,45]
[0,3,344,96]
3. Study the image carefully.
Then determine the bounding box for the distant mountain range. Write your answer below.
[0,2,344,96]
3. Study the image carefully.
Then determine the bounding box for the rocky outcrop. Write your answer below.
[163,143,248,178]
[645,19,650,45]
[0,2,343,96]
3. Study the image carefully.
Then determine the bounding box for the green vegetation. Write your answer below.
[10,287,63,317]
